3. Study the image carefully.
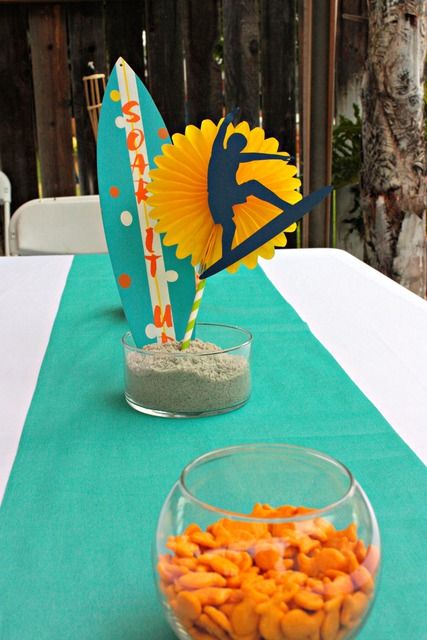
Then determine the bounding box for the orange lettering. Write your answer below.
[135,178,149,203]
[154,304,173,329]
[122,100,140,123]
[145,227,154,253]
[131,153,148,175]
[145,254,161,277]
[127,129,144,151]
[161,333,175,343]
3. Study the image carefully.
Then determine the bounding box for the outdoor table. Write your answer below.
[0,248,426,639]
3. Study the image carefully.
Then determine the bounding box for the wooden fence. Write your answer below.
[0,0,361,250]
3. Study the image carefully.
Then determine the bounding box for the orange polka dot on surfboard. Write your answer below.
[109,186,120,198]
[158,128,168,140]
[118,273,132,288]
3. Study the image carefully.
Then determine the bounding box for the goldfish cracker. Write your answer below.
[306,578,324,595]
[271,523,297,538]
[336,523,357,543]
[234,550,253,572]
[177,572,227,591]
[255,544,282,571]
[190,531,220,549]
[192,587,233,606]
[188,626,217,640]
[226,574,243,589]
[158,560,189,582]
[173,556,198,570]
[259,604,285,640]
[342,550,359,573]
[231,598,260,635]
[320,597,342,640]
[251,502,277,518]
[185,523,202,535]
[340,592,369,629]
[350,565,374,595]
[228,589,244,603]
[199,553,240,577]
[252,578,277,596]
[281,609,324,640]
[297,553,318,577]
[175,591,202,621]
[324,570,346,580]
[315,549,347,575]
[220,518,270,540]
[323,575,353,599]
[353,539,367,563]
[241,584,269,605]
[167,537,200,558]
[196,612,230,640]
[293,589,324,611]
[299,535,321,555]
[204,606,233,633]
[218,602,235,618]
[270,570,307,590]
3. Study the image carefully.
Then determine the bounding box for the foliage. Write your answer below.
[332,104,362,190]
[332,104,364,239]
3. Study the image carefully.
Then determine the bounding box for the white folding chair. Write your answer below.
[0,171,12,256]
[9,195,108,256]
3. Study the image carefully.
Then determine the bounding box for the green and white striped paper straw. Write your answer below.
[181,277,206,350]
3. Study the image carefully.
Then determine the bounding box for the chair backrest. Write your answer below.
[9,195,108,255]
[0,171,12,256]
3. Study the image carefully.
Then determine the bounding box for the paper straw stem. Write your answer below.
[181,278,206,350]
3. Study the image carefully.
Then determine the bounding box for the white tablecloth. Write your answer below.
[1,249,426,503]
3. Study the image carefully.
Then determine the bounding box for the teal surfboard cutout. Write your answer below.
[97,58,195,347]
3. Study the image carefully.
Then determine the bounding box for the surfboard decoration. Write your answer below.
[97,58,195,347]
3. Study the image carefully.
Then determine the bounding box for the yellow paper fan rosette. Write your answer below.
[148,119,301,274]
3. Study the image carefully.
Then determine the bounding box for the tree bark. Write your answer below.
[361,0,426,297]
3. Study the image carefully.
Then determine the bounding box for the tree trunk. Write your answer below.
[361,0,426,297]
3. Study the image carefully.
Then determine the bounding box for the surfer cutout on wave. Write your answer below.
[207,108,294,258]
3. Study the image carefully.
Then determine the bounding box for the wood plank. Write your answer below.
[29,3,75,197]
[260,0,296,157]
[298,0,312,246]
[223,0,260,127]
[335,0,367,258]
[336,0,367,113]
[105,0,145,81]
[302,0,336,247]
[260,0,297,247]
[0,1,100,3]
[182,0,223,125]
[0,4,38,211]
[68,1,106,195]
[145,0,185,134]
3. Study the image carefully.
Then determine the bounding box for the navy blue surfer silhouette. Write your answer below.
[202,109,332,279]
[207,109,293,258]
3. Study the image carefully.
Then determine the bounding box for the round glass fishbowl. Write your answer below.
[154,444,380,640]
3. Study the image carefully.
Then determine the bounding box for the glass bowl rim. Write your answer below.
[179,443,356,523]
[122,322,253,356]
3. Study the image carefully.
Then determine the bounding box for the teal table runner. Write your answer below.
[1,255,426,639]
